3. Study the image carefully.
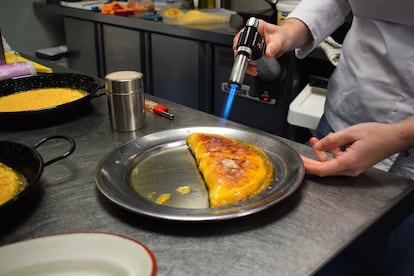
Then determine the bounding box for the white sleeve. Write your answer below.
[286,0,351,58]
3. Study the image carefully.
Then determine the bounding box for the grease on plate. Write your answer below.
[130,147,209,209]
[155,193,171,205]
[176,186,192,195]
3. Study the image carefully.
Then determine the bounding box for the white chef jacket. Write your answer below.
[287,0,414,179]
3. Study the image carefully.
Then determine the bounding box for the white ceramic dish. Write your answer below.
[0,232,156,276]
[287,84,327,130]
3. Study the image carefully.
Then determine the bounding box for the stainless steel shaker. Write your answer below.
[105,71,145,131]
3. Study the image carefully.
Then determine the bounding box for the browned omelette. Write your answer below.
[186,133,274,208]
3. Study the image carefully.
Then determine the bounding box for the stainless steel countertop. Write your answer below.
[1,82,413,275]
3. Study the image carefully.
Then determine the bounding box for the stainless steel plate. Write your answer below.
[95,127,304,221]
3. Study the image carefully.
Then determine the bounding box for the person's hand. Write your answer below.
[232,19,295,76]
[301,122,401,177]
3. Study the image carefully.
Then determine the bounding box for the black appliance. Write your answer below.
[213,45,297,138]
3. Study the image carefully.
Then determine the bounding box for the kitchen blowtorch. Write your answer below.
[229,17,281,88]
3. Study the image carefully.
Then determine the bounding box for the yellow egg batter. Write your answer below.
[155,193,171,205]
[0,88,87,112]
[176,186,192,195]
[0,162,26,205]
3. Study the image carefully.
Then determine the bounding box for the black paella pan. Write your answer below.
[0,135,76,212]
[0,73,104,128]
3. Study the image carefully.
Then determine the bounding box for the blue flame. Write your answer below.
[221,83,238,119]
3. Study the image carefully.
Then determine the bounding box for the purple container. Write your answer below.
[0,62,36,81]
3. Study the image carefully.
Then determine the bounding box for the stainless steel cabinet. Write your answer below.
[213,45,296,137]
[102,25,142,75]
[63,19,213,111]
[64,19,144,79]
[64,17,100,77]
[150,34,213,111]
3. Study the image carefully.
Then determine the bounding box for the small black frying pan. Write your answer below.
[0,73,104,129]
[0,135,76,212]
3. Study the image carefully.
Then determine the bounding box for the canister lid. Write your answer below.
[105,71,144,94]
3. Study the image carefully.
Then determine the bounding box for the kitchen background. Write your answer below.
[1,0,339,141]
[0,0,270,56]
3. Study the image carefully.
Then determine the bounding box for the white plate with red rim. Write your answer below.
[0,232,156,276]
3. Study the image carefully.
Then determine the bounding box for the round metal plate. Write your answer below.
[95,127,304,221]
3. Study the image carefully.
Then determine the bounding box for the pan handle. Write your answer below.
[92,81,106,98]
[94,89,107,98]
[34,135,76,167]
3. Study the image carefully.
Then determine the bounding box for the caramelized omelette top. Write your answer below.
[187,133,274,208]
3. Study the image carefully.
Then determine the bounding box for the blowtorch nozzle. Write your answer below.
[228,53,249,87]
[228,17,260,87]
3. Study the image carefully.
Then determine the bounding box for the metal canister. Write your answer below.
[105,71,145,131]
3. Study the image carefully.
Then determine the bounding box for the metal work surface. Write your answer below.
[1,88,414,275]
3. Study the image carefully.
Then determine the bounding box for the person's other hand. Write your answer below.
[301,122,399,177]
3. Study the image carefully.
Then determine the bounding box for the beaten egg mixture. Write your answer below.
[0,88,87,112]
[0,162,26,205]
